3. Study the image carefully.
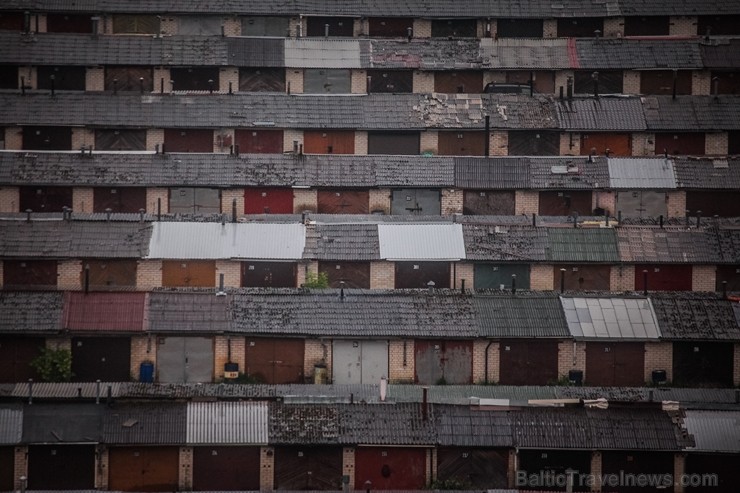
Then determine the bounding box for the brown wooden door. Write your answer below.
[0,447,13,491]
[81,259,137,288]
[171,67,219,91]
[163,129,213,152]
[601,451,673,493]
[574,70,624,94]
[304,131,355,154]
[71,337,132,382]
[368,17,413,37]
[192,446,261,490]
[244,188,294,214]
[556,265,611,290]
[22,126,72,150]
[538,191,593,216]
[274,446,343,490]
[687,191,740,217]
[580,133,632,156]
[395,262,450,288]
[414,340,473,385]
[508,131,560,155]
[585,342,645,386]
[104,67,154,92]
[499,339,559,385]
[505,70,555,93]
[673,341,734,387]
[317,190,369,214]
[438,131,486,156]
[654,133,706,156]
[0,336,42,382]
[0,65,17,89]
[235,129,283,153]
[496,19,544,37]
[37,66,86,90]
[3,260,57,288]
[434,71,483,93]
[431,19,478,37]
[367,70,414,93]
[319,261,371,288]
[46,14,93,32]
[162,261,216,287]
[367,131,420,154]
[28,445,95,489]
[108,447,179,492]
[19,186,73,212]
[716,265,740,291]
[245,338,304,383]
[239,68,285,92]
[698,15,740,35]
[518,450,591,491]
[306,16,354,36]
[355,448,427,489]
[640,70,692,95]
[95,129,147,150]
[635,265,692,291]
[463,190,515,215]
[93,187,147,213]
[436,448,508,489]
[241,262,296,287]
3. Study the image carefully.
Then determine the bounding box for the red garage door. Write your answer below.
[244,188,294,214]
[355,447,427,490]
[635,265,692,291]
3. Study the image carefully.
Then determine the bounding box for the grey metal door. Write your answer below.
[391,189,441,215]
[332,340,388,384]
[616,191,667,218]
[474,264,530,290]
[157,337,213,383]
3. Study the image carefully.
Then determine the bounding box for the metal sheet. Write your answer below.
[654,132,706,156]
[37,66,85,90]
[186,401,268,445]
[581,133,631,156]
[683,411,740,452]
[64,292,146,332]
[235,128,283,153]
[378,223,465,260]
[241,16,290,36]
[285,39,362,68]
[161,260,216,287]
[318,190,369,214]
[304,130,355,154]
[354,447,427,489]
[367,131,419,153]
[414,340,473,385]
[395,261,451,288]
[562,297,661,340]
[463,190,515,215]
[192,446,261,490]
[609,158,677,189]
[104,67,153,92]
[19,185,73,212]
[641,70,692,95]
[616,190,668,218]
[635,264,693,291]
[556,264,611,291]
[274,446,343,490]
[368,17,413,37]
[436,448,508,489]
[687,191,740,217]
[157,337,214,383]
[332,340,388,385]
[434,71,483,93]
[108,446,179,491]
[473,263,530,290]
[499,339,559,385]
[431,19,477,37]
[508,130,559,156]
[244,187,294,214]
[438,131,487,156]
[2,260,58,289]
[245,338,304,384]
[673,342,734,387]
[241,261,297,287]
[163,128,214,152]
[390,189,441,215]
[367,70,414,94]
[585,341,645,386]
[306,16,354,37]
[28,445,95,489]
[81,259,137,288]
[71,337,131,382]
[319,261,371,288]
[0,404,22,444]
[538,190,593,216]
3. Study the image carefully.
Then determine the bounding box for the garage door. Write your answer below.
[538,191,593,216]
[436,448,508,489]
[241,262,296,288]
[317,190,369,214]
[93,187,147,213]
[19,186,73,212]
[108,447,179,492]
[635,265,692,291]
[0,336,42,383]
[355,447,427,490]
[332,340,388,384]
[162,260,216,287]
[391,189,441,215]
[71,337,131,382]
[244,188,294,214]
[616,191,668,218]
[319,261,371,288]
[28,445,95,489]
[499,339,559,385]
[556,265,611,291]
[463,190,515,215]
[585,342,645,386]
[157,337,213,383]
[581,133,631,156]
[192,446,261,491]
[415,340,473,385]
[274,446,343,490]
[81,259,137,288]
[245,338,304,384]
[474,264,530,290]
[3,260,58,289]
[438,131,486,156]
[395,262,450,288]
[673,341,734,387]
[235,129,283,154]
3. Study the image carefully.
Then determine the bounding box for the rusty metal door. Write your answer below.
[640,71,693,95]
[499,339,559,385]
[306,16,354,36]
[19,186,73,212]
[505,70,556,93]
[162,261,216,287]
[192,446,261,490]
[245,338,304,384]
[634,265,693,291]
[391,189,441,215]
[368,17,414,37]
[438,131,487,156]
[601,451,673,493]
[355,447,427,489]
[71,337,131,382]
[81,260,137,288]
[432,19,478,37]
[538,191,593,216]
[244,188,294,214]
[556,265,611,291]
[304,131,355,154]
[104,67,153,92]
[616,191,668,218]
[463,190,515,215]
[163,129,213,152]
[0,336,42,382]
[170,67,219,91]
[95,129,147,150]
[673,342,734,387]
[275,446,343,490]
[22,126,72,150]
[46,14,93,32]
[395,262,450,288]
[367,131,420,153]
[367,70,414,93]
[108,447,180,492]
[580,133,632,156]
[474,263,530,290]
[436,448,508,489]
[716,265,740,291]
[319,261,371,288]
[0,447,12,490]
[415,340,473,384]
[654,132,706,156]
[687,191,740,217]
[28,445,95,489]
[434,71,483,93]
[3,260,57,288]
[508,131,560,155]
[332,340,388,385]
[239,68,286,92]
[93,187,147,213]
[557,17,604,36]
[317,190,369,214]
[235,129,283,153]
[585,342,645,386]
[156,337,214,383]
[37,66,86,90]
[241,262,296,287]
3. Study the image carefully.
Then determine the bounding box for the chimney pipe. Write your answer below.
[605,212,609,227]
[529,71,534,97]
[560,268,566,293]
[696,210,702,227]
[366,75,371,94]
[23,11,31,33]
[340,280,346,301]
[380,376,387,402]
[221,213,226,226]
[161,143,166,155]
[84,265,90,294]
[511,274,517,295]
[672,69,678,101]
[484,115,490,157]
[350,392,354,404]
[21,76,26,95]
[157,198,161,221]
[287,80,291,95]
[208,79,214,94]
[566,76,573,100]
[232,198,237,222]
[28,379,33,405]
[106,385,112,406]
[685,210,690,227]
[228,81,233,94]
[559,86,564,101]
[139,209,145,223]
[421,386,429,421]
[617,210,622,223]
[229,144,234,155]
[234,144,240,157]
[105,207,112,221]
[722,280,728,299]
[659,215,664,228]
[460,278,465,293]
[407,27,413,41]
[95,379,101,405]
[26,209,32,222]
[155,143,160,154]
[219,273,225,292]
[592,71,599,98]
[139,77,144,94]
[712,77,720,100]
[532,213,537,226]
[324,23,330,37]
[299,143,303,155]
[643,270,648,296]
[573,211,579,228]
[50,74,55,97]
[427,280,435,293]
[91,16,99,37]
[160,78,164,94]
[77,387,82,399]
[112,78,118,95]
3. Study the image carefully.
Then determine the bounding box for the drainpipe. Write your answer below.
[484,340,494,384]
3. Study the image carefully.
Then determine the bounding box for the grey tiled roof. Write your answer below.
[0,291,64,333]
[23,403,102,443]
[102,402,187,444]
[529,156,609,190]
[575,38,703,70]
[339,403,437,445]
[304,223,380,260]
[484,94,559,129]
[463,225,548,261]
[148,291,231,332]
[454,157,530,189]
[548,228,620,263]
[710,228,740,264]
[474,292,570,338]
[375,156,455,187]
[700,39,740,69]
[618,0,740,16]
[229,289,478,337]
[285,39,365,69]
[226,37,285,67]
[269,403,340,445]
[556,97,647,131]
[642,96,740,131]
[481,38,571,70]
[650,292,740,340]
[435,404,512,447]
[683,410,740,452]
[370,39,482,70]
[616,227,721,264]
[673,158,740,190]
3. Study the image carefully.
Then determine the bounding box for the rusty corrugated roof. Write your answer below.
[63,292,146,332]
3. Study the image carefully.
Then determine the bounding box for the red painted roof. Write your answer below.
[63,292,146,332]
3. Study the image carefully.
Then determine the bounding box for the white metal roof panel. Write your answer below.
[684,410,740,452]
[285,39,362,68]
[186,401,268,445]
[608,158,677,189]
[378,224,466,260]
[562,297,661,340]
[0,404,22,444]
[147,223,305,260]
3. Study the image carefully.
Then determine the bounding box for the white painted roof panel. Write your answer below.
[378,223,466,260]
[562,297,661,340]
[608,158,677,189]
[684,410,740,452]
[186,401,268,445]
[285,39,362,68]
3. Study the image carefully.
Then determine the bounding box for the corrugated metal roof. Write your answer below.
[62,292,146,332]
[650,292,740,340]
[186,401,268,445]
[608,158,677,189]
[556,97,647,131]
[378,224,465,260]
[10,381,125,399]
[674,157,740,190]
[23,403,102,444]
[285,39,364,68]
[148,291,231,332]
[0,404,23,445]
[304,223,380,260]
[683,410,740,452]
[0,291,64,333]
[547,228,620,263]
[339,403,437,445]
[562,297,661,340]
[435,404,513,447]
[481,38,571,69]
[474,293,570,338]
[463,225,548,261]
[454,157,530,189]
[103,402,187,445]
[617,227,721,264]
[269,402,340,444]
[147,222,305,260]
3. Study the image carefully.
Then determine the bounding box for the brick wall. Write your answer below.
[158,17,176,35]
[554,71,574,95]
[691,265,716,292]
[483,71,506,87]
[293,189,317,213]
[219,67,239,93]
[593,191,615,216]
[453,262,474,291]
[557,340,586,380]
[692,70,711,96]
[413,71,435,93]
[152,68,172,93]
[18,66,37,90]
[353,18,365,37]
[13,446,28,490]
[95,446,109,489]
[670,16,697,36]
[560,132,581,155]
[351,69,368,94]
[146,188,170,214]
[674,453,686,493]
[441,189,463,215]
[286,69,304,94]
[0,187,20,212]
[86,67,105,92]
[514,190,539,215]
[644,342,673,383]
[609,264,635,291]
[705,132,729,155]
[542,19,558,38]
[260,446,275,491]
[369,188,391,214]
[36,14,47,32]
[734,343,740,386]
[223,17,241,36]
[5,127,22,150]
[426,448,434,484]
[603,17,624,37]
[355,131,368,155]
[46,336,71,352]
[590,451,602,492]
[57,260,81,290]
[214,335,246,380]
[420,130,439,154]
[296,262,308,288]
[491,131,508,156]
[146,129,165,152]
[215,260,241,288]
[343,447,356,490]
[178,447,193,490]
[507,450,517,488]
[473,340,499,383]
[221,188,245,219]
[530,264,554,290]
[388,339,414,383]
[629,133,654,156]
[214,128,233,153]
[72,128,95,151]
[296,16,307,37]
[370,261,395,289]
[136,260,163,290]
[666,191,686,218]
[622,71,641,95]
[73,187,94,213]
[304,339,331,382]
[283,129,304,153]
[130,335,155,380]
[412,19,431,38]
